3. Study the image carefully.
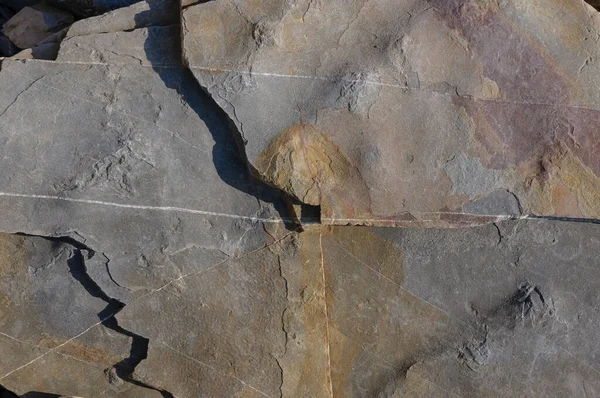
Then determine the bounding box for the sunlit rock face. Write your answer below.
[183,0,600,226]
[2,0,600,397]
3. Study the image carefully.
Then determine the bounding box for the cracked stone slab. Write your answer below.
[0,16,299,393]
[111,228,331,398]
[0,228,331,397]
[182,0,600,226]
[318,221,600,397]
[0,233,162,396]
[0,46,292,303]
[4,220,600,395]
[4,2,600,397]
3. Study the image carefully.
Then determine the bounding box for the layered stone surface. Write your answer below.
[3,219,600,396]
[0,28,294,303]
[1,1,600,397]
[182,0,600,226]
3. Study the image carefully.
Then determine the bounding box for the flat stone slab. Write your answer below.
[3,220,600,396]
[182,0,600,226]
[2,2,600,396]
[0,53,289,302]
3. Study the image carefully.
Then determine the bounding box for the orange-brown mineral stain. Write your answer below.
[256,123,372,222]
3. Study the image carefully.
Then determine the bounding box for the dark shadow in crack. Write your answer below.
[0,385,20,398]
[136,1,319,231]
[10,234,172,397]
[65,248,172,397]
[585,0,600,10]
[12,234,172,398]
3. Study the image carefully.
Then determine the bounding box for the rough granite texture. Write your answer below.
[2,0,600,397]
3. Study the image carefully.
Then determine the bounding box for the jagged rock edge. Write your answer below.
[10,232,175,398]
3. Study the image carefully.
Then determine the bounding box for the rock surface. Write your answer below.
[3,217,600,396]
[182,0,600,226]
[2,1,600,397]
[3,5,73,49]
[64,0,177,37]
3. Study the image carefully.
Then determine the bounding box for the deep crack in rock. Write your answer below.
[14,233,173,398]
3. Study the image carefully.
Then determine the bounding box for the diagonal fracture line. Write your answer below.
[0,229,298,381]
[0,332,104,369]
[135,228,298,300]
[164,344,273,398]
[0,316,109,380]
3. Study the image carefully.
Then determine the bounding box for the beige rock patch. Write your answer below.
[256,123,355,207]
[521,142,600,218]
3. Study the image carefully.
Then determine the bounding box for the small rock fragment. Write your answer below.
[2,4,73,49]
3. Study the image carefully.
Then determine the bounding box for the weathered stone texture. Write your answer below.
[2,0,600,397]
[3,5,73,49]
[182,0,600,226]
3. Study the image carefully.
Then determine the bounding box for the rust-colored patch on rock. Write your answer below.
[256,123,352,206]
[0,233,27,276]
[59,339,121,367]
[520,142,600,218]
[34,335,120,366]
[0,234,27,312]
[326,226,404,286]
[256,123,371,221]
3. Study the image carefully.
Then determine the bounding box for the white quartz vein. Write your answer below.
[0,191,291,223]
[3,58,600,113]
[0,317,109,380]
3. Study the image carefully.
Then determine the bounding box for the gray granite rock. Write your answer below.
[0,11,301,394]
[0,39,291,302]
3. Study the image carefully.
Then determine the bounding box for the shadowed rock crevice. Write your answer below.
[0,384,19,398]
[136,4,319,230]
[585,0,600,11]
[14,233,173,398]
